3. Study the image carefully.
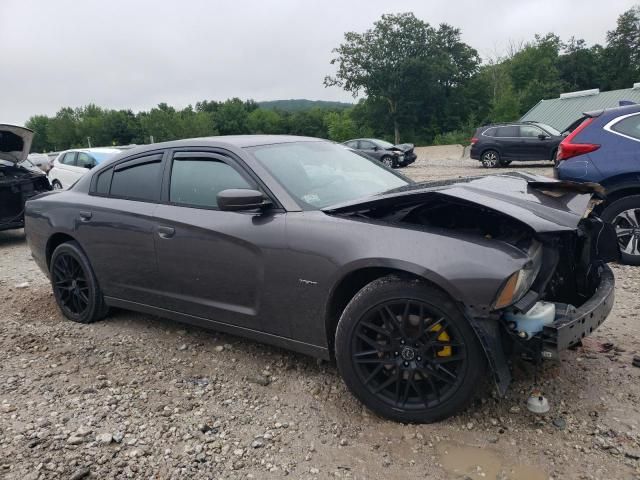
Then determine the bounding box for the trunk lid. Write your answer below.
[0,124,34,164]
[323,172,602,233]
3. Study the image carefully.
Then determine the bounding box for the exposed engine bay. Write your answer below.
[0,163,51,230]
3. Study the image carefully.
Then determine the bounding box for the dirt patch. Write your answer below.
[0,154,638,479]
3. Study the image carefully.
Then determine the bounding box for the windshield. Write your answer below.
[374,139,395,149]
[250,141,409,209]
[533,123,561,136]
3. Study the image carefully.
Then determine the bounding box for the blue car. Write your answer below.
[555,104,640,265]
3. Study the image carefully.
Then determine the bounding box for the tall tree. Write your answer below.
[602,6,640,89]
[325,13,431,143]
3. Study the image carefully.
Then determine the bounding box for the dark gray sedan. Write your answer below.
[24,135,618,423]
[342,138,417,168]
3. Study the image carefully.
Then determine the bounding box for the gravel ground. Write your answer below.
[1,149,639,480]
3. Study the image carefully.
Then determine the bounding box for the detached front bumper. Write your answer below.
[541,264,615,359]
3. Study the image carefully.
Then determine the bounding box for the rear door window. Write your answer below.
[611,114,640,140]
[61,152,77,166]
[494,126,519,137]
[359,141,376,150]
[109,155,163,202]
[77,152,96,169]
[483,127,497,137]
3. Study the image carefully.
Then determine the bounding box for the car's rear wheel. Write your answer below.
[50,241,109,323]
[381,156,394,168]
[52,180,63,190]
[481,150,500,168]
[602,196,640,266]
[335,276,486,423]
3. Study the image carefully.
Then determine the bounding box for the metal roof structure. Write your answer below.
[520,84,640,132]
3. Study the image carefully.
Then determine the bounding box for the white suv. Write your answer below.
[48,147,121,189]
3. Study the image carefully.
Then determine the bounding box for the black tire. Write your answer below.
[51,180,63,190]
[601,195,640,266]
[481,150,500,168]
[335,276,486,423]
[50,241,109,323]
[381,156,395,169]
[550,148,558,162]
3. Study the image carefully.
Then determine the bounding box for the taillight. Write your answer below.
[470,137,478,145]
[556,117,600,162]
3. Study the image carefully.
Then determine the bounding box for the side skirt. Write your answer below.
[104,296,330,360]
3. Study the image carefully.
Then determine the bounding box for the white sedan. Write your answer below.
[48,147,121,189]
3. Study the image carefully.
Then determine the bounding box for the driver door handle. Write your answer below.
[157,226,175,239]
[79,211,92,221]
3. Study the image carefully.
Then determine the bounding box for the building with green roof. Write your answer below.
[520,83,640,132]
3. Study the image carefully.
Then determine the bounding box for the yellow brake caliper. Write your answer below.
[430,324,452,357]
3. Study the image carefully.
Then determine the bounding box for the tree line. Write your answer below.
[26,5,639,152]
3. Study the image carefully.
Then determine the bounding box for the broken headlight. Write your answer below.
[493,240,543,310]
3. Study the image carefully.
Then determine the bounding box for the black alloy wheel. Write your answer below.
[53,253,90,317]
[602,195,640,266]
[50,241,109,323]
[335,277,485,423]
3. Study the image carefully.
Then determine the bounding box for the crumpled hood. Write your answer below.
[0,124,34,163]
[392,143,414,153]
[323,172,603,233]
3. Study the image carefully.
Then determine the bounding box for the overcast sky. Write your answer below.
[1,0,636,125]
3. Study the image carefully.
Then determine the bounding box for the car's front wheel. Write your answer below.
[50,241,109,323]
[335,276,486,423]
[601,195,640,265]
[381,156,394,168]
[481,150,500,168]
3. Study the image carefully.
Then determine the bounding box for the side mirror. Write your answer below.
[538,134,548,140]
[217,189,270,211]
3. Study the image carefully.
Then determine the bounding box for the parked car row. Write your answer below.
[2,110,636,423]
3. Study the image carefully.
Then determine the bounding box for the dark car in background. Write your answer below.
[24,135,618,423]
[0,124,52,231]
[555,103,640,265]
[343,138,417,168]
[471,121,564,168]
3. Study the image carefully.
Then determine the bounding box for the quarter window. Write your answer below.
[483,127,497,137]
[612,115,640,140]
[169,157,253,208]
[110,156,162,201]
[95,168,113,195]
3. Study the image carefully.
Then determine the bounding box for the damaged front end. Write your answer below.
[325,172,619,393]
[0,125,51,231]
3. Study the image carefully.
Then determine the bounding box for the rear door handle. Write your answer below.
[79,211,92,221]
[157,226,175,239]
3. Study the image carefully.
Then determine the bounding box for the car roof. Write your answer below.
[110,135,327,158]
[63,147,122,154]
